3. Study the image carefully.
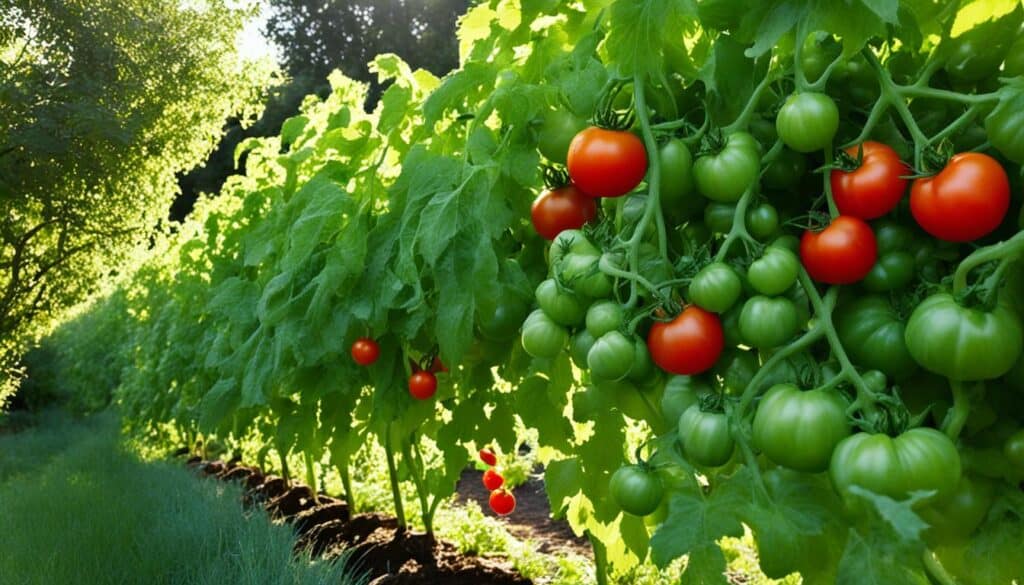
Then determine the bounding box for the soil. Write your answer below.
[454,468,592,559]
[190,459,533,584]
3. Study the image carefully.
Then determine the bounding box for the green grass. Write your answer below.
[0,411,362,585]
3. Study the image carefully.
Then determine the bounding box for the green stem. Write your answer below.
[942,380,970,441]
[633,76,670,266]
[403,438,432,533]
[383,424,407,529]
[797,274,880,416]
[922,549,960,585]
[738,325,826,416]
[953,231,1024,295]
[897,84,1000,105]
[724,73,775,134]
[792,18,809,91]
[587,531,610,585]
[303,451,319,503]
[823,145,838,218]
[927,104,981,147]
[338,461,356,513]
[848,97,889,146]
[863,50,929,170]
[598,255,662,298]
[713,185,757,263]
[279,451,291,484]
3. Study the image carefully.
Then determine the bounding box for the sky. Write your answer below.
[236,1,278,62]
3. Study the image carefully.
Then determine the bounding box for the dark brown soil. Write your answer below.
[188,459,532,585]
[454,468,592,559]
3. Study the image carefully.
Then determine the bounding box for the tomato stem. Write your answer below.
[941,380,970,441]
[737,325,825,417]
[383,423,408,529]
[713,184,757,263]
[953,230,1024,296]
[822,145,839,218]
[922,549,961,585]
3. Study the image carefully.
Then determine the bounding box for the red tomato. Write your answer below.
[482,469,505,490]
[530,184,597,240]
[800,216,877,284]
[408,371,437,400]
[351,338,380,366]
[831,141,908,219]
[567,127,648,198]
[910,152,1010,242]
[489,488,516,516]
[478,448,497,466]
[647,306,724,375]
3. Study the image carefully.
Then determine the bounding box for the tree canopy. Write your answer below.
[0,0,273,403]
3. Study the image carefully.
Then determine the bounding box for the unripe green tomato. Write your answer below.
[762,147,807,191]
[537,109,588,164]
[704,202,736,234]
[689,262,742,313]
[746,204,780,240]
[585,300,625,338]
[678,406,734,467]
[588,331,636,381]
[752,383,851,472]
[739,296,799,349]
[660,375,712,423]
[535,279,587,326]
[747,247,799,296]
[570,330,596,369]
[521,309,568,358]
[776,92,839,153]
[609,465,664,516]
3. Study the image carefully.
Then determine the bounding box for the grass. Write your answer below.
[0,411,362,585]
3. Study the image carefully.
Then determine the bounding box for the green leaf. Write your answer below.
[514,373,573,451]
[603,0,695,78]
[198,378,239,432]
[280,115,310,147]
[835,486,931,585]
[650,488,744,578]
[545,458,584,516]
[745,1,807,58]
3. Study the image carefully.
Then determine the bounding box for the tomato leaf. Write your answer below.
[650,488,744,577]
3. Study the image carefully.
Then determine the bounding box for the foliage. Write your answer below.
[0,0,274,403]
[28,0,1024,583]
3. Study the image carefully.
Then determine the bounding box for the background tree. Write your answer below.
[173,0,471,220]
[0,0,273,404]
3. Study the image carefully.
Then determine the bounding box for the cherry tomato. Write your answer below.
[830,142,908,220]
[775,92,839,153]
[351,338,380,366]
[647,306,724,375]
[482,468,505,490]
[489,488,516,515]
[408,371,437,400]
[567,127,648,198]
[531,184,597,240]
[479,448,497,466]
[610,465,664,516]
[800,216,877,284]
[910,152,1010,242]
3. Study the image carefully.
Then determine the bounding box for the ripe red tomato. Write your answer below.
[478,448,497,466]
[408,371,437,400]
[489,488,516,516]
[647,306,724,375]
[831,141,908,219]
[567,127,648,198]
[530,185,597,240]
[800,216,877,284]
[351,338,380,366]
[910,152,1010,242]
[482,469,505,490]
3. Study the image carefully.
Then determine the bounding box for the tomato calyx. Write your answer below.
[696,128,728,157]
[830,143,866,172]
[592,85,636,130]
[541,164,571,190]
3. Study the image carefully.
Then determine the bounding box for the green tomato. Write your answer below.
[689,262,742,313]
[837,295,918,380]
[628,338,656,383]
[560,253,613,299]
[874,221,915,254]
[588,331,636,381]
[943,12,1018,84]
[830,427,962,504]
[776,92,839,153]
[535,279,586,326]
[919,476,995,545]
[570,330,596,369]
[537,109,587,164]
[863,251,915,292]
[477,290,529,341]
[610,465,664,516]
[678,406,735,467]
[831,57,878,108]
[739,296,799,349]
[747,247,799,296]
[746,204,779,240]
[703,202,736,234]
[1005,429,1024,468]
[905,293,1023,381]
[769,234,801,255]
[694,132,761,203]
[720,305,744,347]
[585,300,624,338]
[985,90,1024,165]
[660,375,712,423]
[548,230,599,268]
[753,384,851,472]
[800,31,840,84]
[659,138,702,218]
[521,309,568,359]
[713,348,759,395]
[1003,35,1024,77]
[762,147,807,191]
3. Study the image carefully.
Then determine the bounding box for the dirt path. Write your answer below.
[454,468,592,559]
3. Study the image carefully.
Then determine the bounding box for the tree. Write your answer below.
[0,0,273,403]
